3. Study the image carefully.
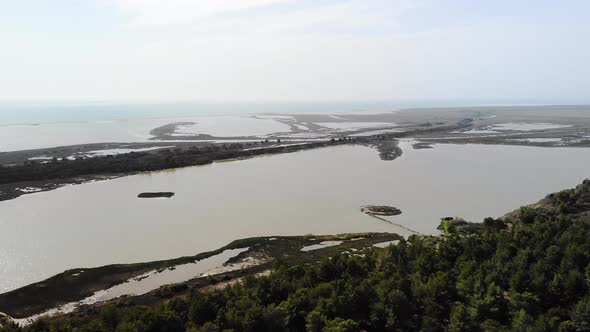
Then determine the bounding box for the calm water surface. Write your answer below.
[0,102,396,151]
[1,142,589,292]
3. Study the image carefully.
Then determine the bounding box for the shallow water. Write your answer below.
[373,240,400,248]
[0,102,398,151]
[0,115,285,151]
[301,241,344,252]
[94,248,250,302]
[314,122,393,130]
[11,248,250,325]
[1,142,590,292]
[492,122,572,131]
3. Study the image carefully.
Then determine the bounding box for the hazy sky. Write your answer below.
[1,0,589,103]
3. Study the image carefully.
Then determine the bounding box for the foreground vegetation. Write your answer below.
[0,233,399,319]
[3,180,590,331]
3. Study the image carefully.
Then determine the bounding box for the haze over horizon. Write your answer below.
[1,0,589,104]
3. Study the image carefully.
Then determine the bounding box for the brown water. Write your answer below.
[1,141,590,292]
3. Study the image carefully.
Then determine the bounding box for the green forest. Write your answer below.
[2,180,590,332]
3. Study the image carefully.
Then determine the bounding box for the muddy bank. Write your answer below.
[403,105,590,148]
[412,142,433,149]
[414,134,590,148]
[0,142,211,166]
[0,174,124,202]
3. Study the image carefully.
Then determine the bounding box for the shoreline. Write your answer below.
[0,117,474,203]
[4,178,590,324]
[0,140,347,202]
[0,233,402,320]
[3,106,590,325]
[4,105,590,203]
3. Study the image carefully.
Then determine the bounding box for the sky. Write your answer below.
[0,0,589,104]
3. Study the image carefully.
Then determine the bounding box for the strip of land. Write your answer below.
[0,233,402,320]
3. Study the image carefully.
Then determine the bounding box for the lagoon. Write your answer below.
[1,142,590,292]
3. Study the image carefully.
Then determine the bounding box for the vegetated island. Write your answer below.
[137,192,174,198]
[361,205,402,216]
[361,205,420,236]
[2,180,590,331]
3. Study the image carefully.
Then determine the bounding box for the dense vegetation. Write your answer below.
[2,180,590,331]
[0,140,351,185]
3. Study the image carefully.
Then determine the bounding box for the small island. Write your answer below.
[361,205,402,216]
[137,192,175,198]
